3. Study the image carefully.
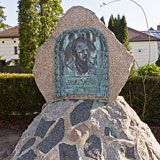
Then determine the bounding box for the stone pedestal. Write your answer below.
[12,97,160,160]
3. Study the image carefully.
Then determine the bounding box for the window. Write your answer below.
[14,60,18,65]
[14,46,18,55]
[138,49,142,53]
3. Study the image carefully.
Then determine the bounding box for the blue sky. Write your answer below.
[1,0,160,31]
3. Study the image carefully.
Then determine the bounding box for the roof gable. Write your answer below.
[0,25,159,42]
[128,27,160,42]
[0,25,19,38]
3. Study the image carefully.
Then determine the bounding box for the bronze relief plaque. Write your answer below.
[54,27,108,98]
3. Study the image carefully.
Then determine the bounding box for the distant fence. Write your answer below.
[0,60,24,73]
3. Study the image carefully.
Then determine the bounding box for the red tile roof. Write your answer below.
[0,25,19,38]
[128,27,160,42]
[0,25,159,42]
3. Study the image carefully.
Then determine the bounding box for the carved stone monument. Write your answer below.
[33,6,132,103]
[12,6,160,160]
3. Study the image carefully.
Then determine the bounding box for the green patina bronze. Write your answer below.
[54,27,108,98]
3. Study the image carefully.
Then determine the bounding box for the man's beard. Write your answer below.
[75,57,88,74]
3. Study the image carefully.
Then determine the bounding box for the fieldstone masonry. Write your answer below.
[12,6,160,160]
[12,97,160,160]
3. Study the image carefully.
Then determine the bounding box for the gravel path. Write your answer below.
[0,126,23,160]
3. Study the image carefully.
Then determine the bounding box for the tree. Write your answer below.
[38,0,63,45]
[114,14,121,40]
[108,14,114,32]
[18,0,40,72]
[0,3,9,29]
[120,15,129,50]
[108,14,129,50]
[18,0,63,73]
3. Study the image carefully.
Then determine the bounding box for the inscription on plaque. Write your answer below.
[54,27,108,98]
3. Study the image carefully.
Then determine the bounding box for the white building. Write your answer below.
[0,26,19,66]
[128,27,160,68]
[143,25,160,58]
[0,25,160,68]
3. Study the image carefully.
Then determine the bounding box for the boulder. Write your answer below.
[33,6,133,103]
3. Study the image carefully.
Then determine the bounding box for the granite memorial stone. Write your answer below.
[12,6,160,160]
[33,6,133,103]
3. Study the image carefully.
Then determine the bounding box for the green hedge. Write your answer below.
[120,76,160,125]
[0,73,45,124]
[0,73,160,126]
[137,64,160,76]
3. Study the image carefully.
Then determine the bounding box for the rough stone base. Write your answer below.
[12,97,160,160]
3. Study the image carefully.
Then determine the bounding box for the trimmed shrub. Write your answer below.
[137,64,160,76]
[156,56,160,67]
[0,73,45,124]
[120,76,160,125]
[0,73,160,126]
